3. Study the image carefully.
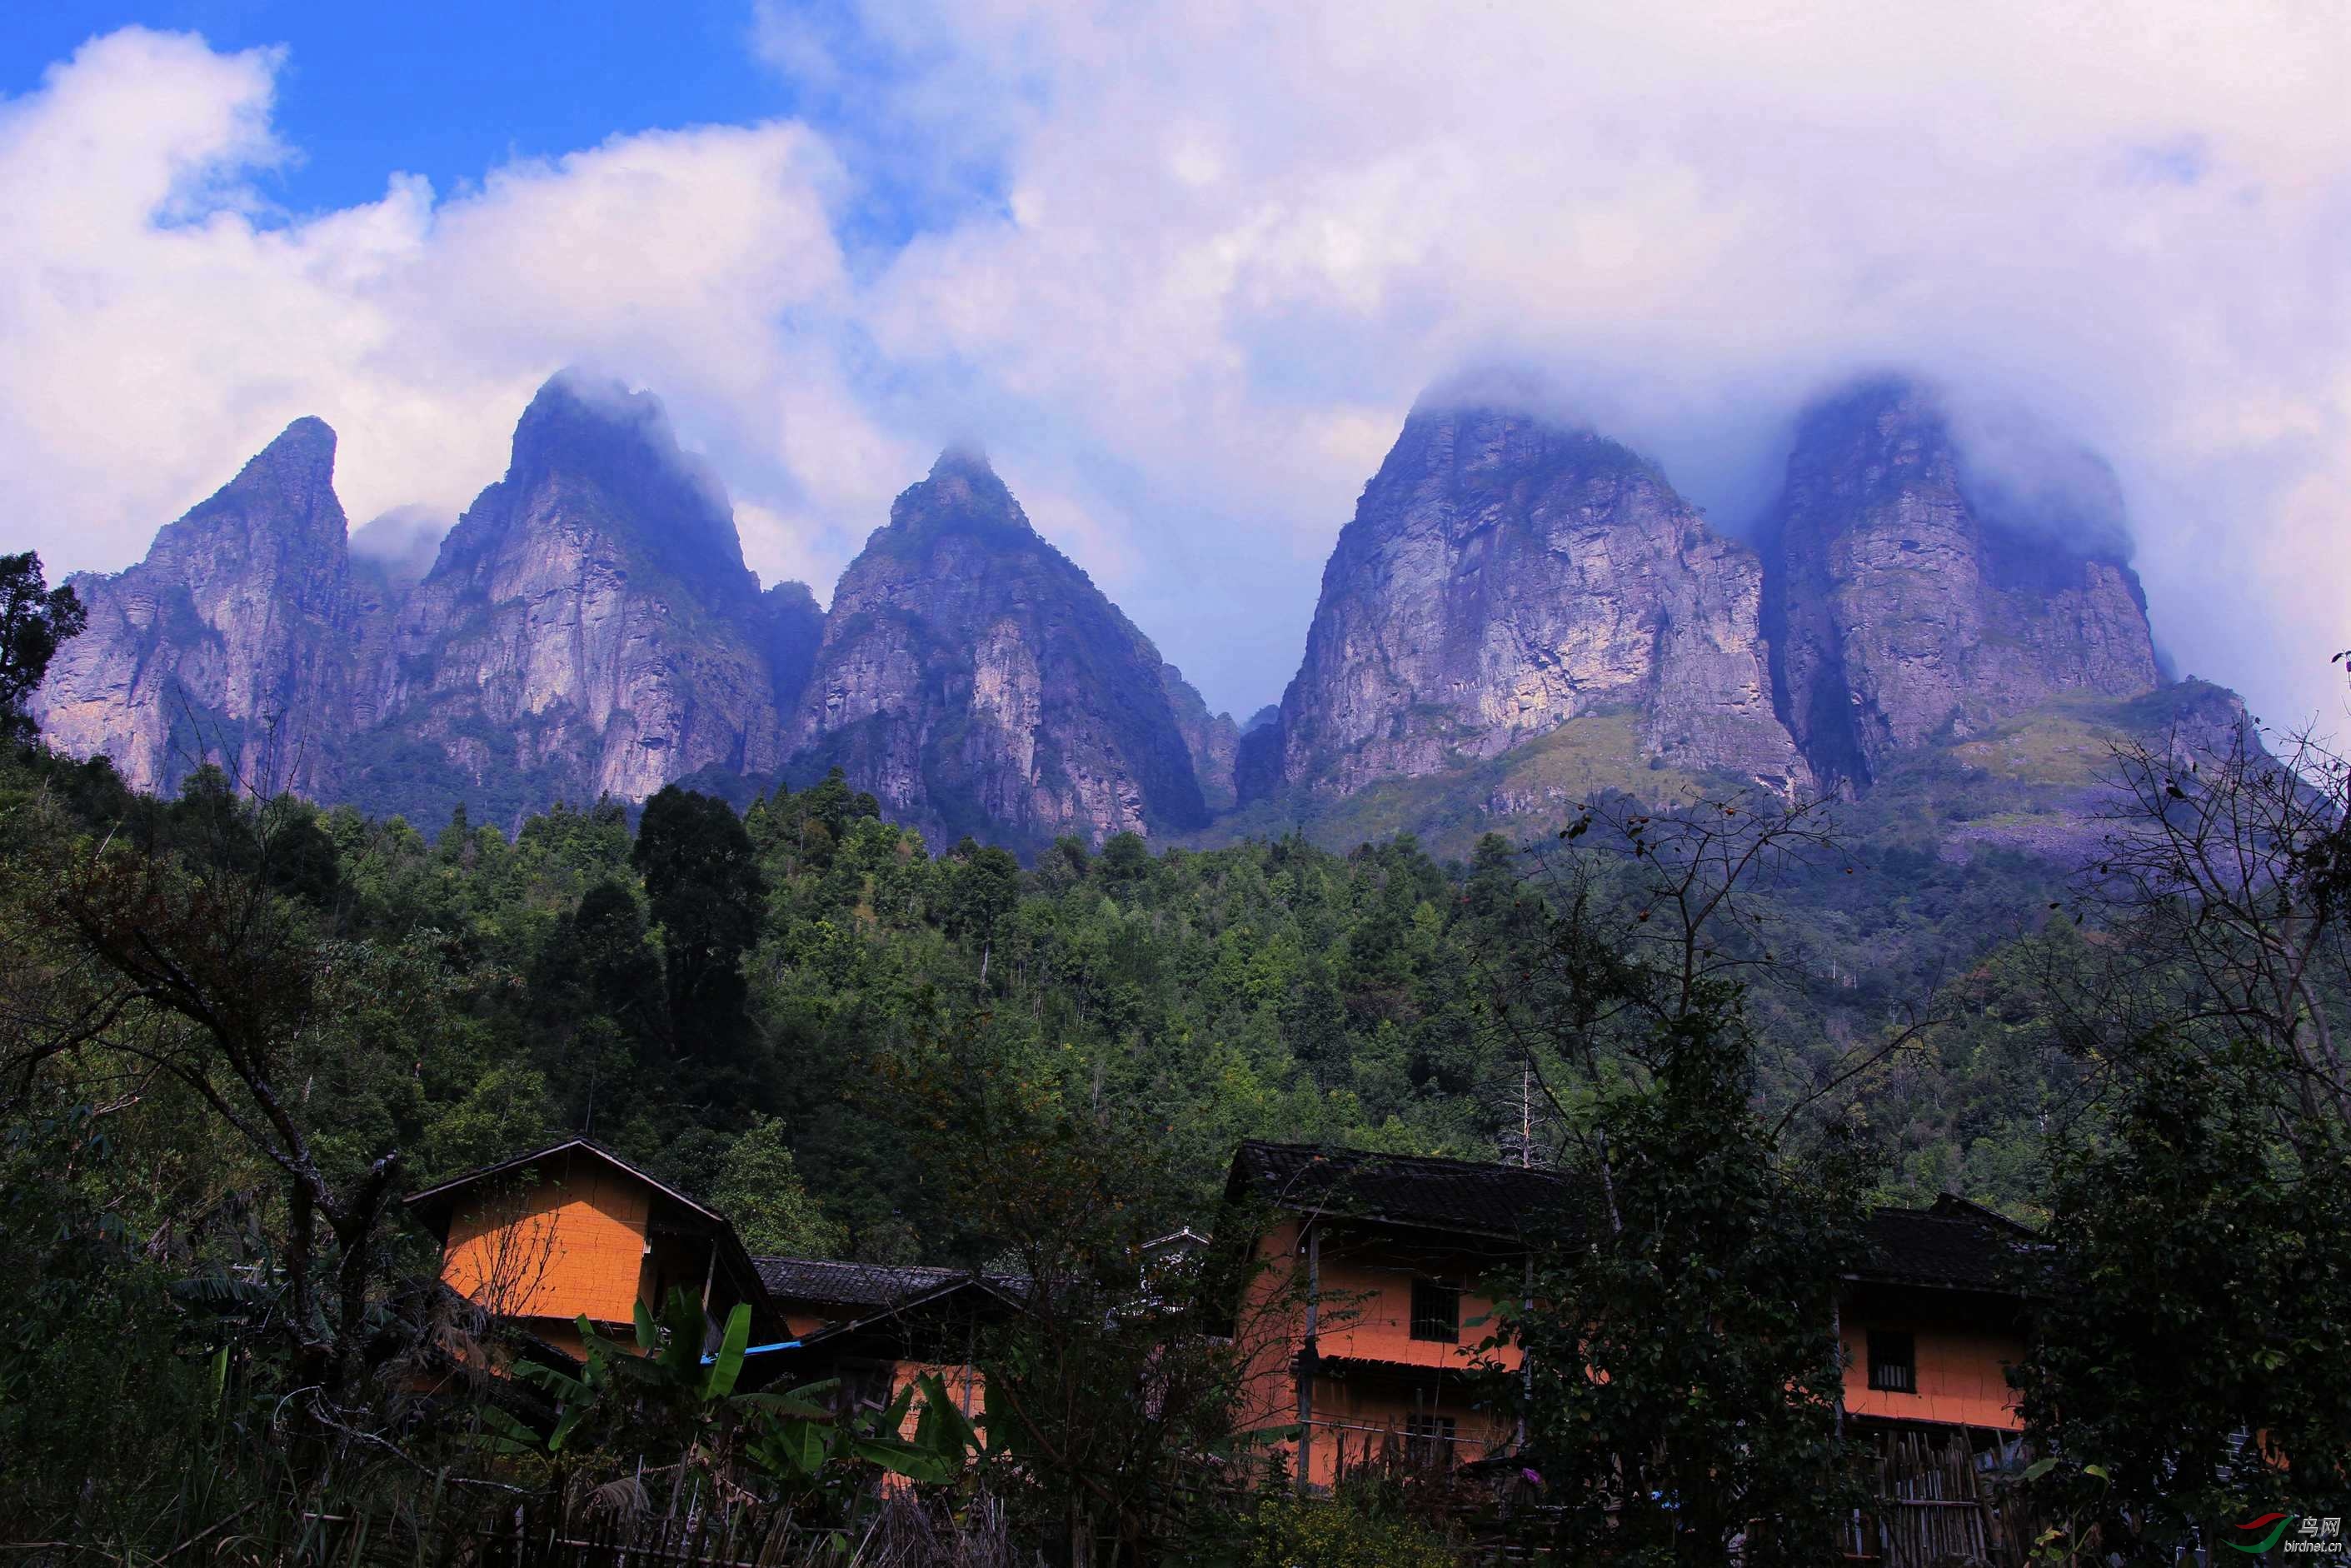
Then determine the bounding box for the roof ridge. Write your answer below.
[1240,1137,1565,1177]
[404,1135,724,1221]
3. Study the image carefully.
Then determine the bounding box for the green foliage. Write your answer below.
[1499,1009,1874,1566]
[2014,1038,2351,1554]
[0,549,85,739]
[711,1114,846,1256]
[11,709,2336,1559]
[1246,1495,1456,1568]
[634,783,766,1048]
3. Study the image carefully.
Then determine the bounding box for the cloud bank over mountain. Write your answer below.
[2,6,2345,734]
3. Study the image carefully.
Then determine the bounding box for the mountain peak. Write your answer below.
[1385,378,1666,498]
[203,414,340,529]
[512,369,687,472]
[470,369,751,593]
[1766,376,2159,788]
[1252,396,1804,804]
[797,452,1206,851]
[267,415,337,461]
[929,442,995,481]
[881,445,1034,550]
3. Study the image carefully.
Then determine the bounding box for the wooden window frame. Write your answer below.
[1866,1329,1917,1394]
[1409,1278,1460,1342]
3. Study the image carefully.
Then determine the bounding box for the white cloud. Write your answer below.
[806,0,2351,730]
[3,9,2348,737]
[0,27,891,602]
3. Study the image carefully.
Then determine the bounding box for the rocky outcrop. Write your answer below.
[32,417,358,797]
[1249,397,1808,802]
[791,450,1209,851]
[348,373,801,821]
[763,582,825,721]
[1763,378,2161,789]
[1159,663,1242,811]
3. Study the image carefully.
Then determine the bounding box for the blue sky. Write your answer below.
[0,3,2344,731]
[1,3,792,214]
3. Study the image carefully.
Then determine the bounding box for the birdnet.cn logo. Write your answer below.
[2227,1514,2344,1555]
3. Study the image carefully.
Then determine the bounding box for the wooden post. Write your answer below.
[1295,1221,1320,1497]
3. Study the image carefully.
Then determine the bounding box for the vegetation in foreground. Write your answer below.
[0,553,2347,1562]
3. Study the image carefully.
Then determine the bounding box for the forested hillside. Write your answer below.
[2,740,2082,1261]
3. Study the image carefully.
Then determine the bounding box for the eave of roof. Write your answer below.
[791,1272,1029,1351]
[404,1136,727,1231]
[403,1136,772,1321]
[1224,1140,1577,1243]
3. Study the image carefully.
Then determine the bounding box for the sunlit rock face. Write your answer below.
[354,373,798,816]
[33,416,360,798]
[791,449,1210,852]
[1763,378,2161,791]
[1247,397,1809,803]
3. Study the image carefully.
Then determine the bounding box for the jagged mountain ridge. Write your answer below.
[1240,397,1809,807]
[353,377,792,818]
[1764,378,2161,791]
[32,367,2212,866]
[1240,375,2172,838]
[790,449,1211,851]
[33,417,358,799]
[35,375,839,831]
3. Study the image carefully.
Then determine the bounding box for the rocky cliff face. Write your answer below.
[32,417,357,797]
[1763,379,2161,789]
[1158,663,1242,811]
[1249,398,1808,802]
[352,375,793,821]
[791,451,1209,851]
[30,367,2193,857]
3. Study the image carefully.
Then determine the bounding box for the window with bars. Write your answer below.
[1409,1279,1460,1342]
[1405,1412,1458,1466]
[1867,1330,1916,1393]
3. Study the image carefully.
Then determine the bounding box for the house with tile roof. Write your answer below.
[1220,1141,2037,1496]
[407,1133,2035,1515]
[404,1138,1021,1433]
[405,1137,782,1362]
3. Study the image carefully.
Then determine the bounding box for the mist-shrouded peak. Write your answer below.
[1765,372,2161,789]
[928,442,996,482]
[1784,373,2138,567]
[1252,385,1806,803]
[876,444,1037,553]
[1379,376,1668,504]
[460,367,753,599]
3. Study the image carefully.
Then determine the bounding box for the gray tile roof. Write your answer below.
[1227,1142,2034,1296]
[753,1257,968,1310]
[1226,1140,1579,1241]
[1856,1196,2038,1292]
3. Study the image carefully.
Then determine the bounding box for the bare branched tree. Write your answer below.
[1470,788,1939,1221]
[0,756,409,1415]
[2069,717,2351,1148]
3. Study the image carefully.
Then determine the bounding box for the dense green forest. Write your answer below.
[2,740,2080,1262]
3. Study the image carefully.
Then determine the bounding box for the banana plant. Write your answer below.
[749,1371,986,1496]
[510,1286,983,1508]
[514,1286,792,1454]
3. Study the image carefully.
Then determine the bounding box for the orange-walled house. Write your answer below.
[1220,1141,2036,1496]
[405,1139,783,1362]
[405,1139,1017,1427]
[1223,1141,1562,1491]
[1842,1195,2037,1440]
[411,1136,2033,1500]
